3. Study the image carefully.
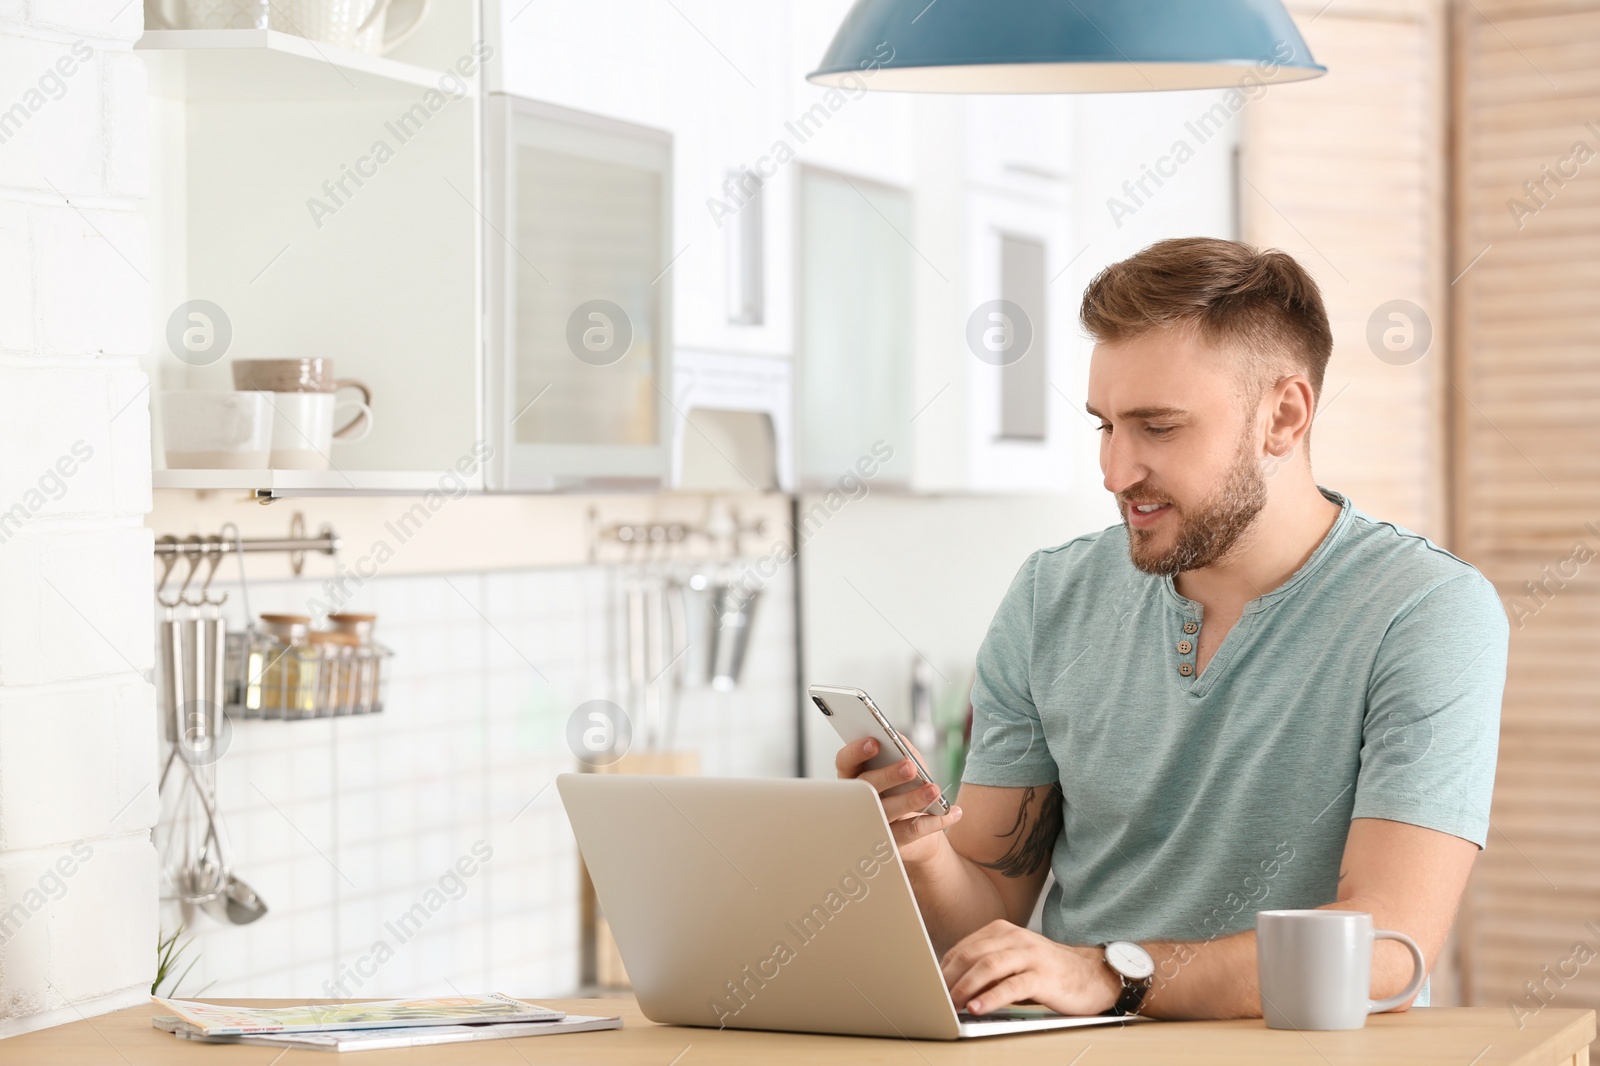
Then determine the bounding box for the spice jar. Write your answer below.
[308,627,357,716]
[257,613,318,719]
[328,613,387,714]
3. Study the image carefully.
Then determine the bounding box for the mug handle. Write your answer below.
[332,379,373,440]
[1368,929,1427,1014]
[378,0,431,54]
[354,0,395,37]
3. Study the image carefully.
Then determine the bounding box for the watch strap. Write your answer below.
[1111,973,1150,1016]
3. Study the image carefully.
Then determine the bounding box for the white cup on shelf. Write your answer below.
[162,391,272,469]
[265,392,374,470]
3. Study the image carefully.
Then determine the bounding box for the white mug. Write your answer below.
[163,391,272,469]
[266,392,374,470]
[1256,910,1427,1030]
[147,0,429,52]
[266,0,429,54]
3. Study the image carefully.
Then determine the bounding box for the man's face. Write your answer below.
[1086,328,1267,576]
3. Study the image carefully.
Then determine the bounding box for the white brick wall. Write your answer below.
[0,35,103,197]
[0,837,157,1018]
[0,0,155,1041]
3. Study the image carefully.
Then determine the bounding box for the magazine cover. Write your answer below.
[151,993,563,1036]
[162,1014,624,1052]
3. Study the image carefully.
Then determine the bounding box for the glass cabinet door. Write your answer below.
[487,96,673,489]
[798,169,913,488]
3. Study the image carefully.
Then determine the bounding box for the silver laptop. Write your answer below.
[557,774,1146,1040]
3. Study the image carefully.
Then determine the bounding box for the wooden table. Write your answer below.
[6,997,1592,1065]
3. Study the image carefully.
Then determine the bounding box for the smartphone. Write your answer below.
[810,684,950,816]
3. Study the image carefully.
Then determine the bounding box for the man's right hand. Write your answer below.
[835,737,963,867]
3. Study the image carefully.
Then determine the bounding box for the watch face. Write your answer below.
[1106,940,1155,981]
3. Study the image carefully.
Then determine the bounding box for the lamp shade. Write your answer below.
[808,0,1325,93]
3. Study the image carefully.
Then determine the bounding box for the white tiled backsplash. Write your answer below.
[160,562,796,998]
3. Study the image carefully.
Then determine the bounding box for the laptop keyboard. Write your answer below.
[957,1008,1069,1023]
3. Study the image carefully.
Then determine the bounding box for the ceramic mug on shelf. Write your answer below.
[162,390,272,469]
[149,0,431,51]
[265,391,374,470]
[232,359,374,441]
[1255,910,1427,1031]
[267,0,430,54]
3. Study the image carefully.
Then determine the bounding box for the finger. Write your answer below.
[946,949,1017,995]
[834,736,882,778]
[890,809,961,854]
[890,806,962,845]
[939,920,1016,977]
[966,974,1037,1016]
[947,951,1026,1006]
[857,758,920,794]
[940,919,1021,973]
[879,782,947,821]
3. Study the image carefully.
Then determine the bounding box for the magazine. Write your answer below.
[152,993,561,1036]
[158,1014,624,1052]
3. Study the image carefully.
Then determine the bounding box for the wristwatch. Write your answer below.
[1102,941,1155,1016]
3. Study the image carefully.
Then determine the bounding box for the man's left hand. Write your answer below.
[940,919,1122,1016]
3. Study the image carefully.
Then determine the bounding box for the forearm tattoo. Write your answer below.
[975,785,1064,879]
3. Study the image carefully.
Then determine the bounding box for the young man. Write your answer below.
[838,237,1508,1020]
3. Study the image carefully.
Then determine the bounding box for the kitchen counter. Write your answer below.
[6,996,1592,1064]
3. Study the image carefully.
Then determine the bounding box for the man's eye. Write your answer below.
[1096,423,1112,434]
[1146,425,1175,436]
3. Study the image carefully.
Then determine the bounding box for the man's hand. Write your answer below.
[940,919,1121,1016]
[835,736,962,868]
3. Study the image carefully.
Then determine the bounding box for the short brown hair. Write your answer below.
[1079,237,1333,408]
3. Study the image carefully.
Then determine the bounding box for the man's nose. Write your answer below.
[1101,438,1145,495]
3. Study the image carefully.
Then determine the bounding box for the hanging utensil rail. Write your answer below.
[586,508,767,564]
[153,533,339,555]
[154,513,338,576]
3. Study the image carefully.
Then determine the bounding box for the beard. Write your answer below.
[1122,433,1268,576]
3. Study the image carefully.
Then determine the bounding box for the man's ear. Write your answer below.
[1263,374,1316,457]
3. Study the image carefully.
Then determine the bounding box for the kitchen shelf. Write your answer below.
[137,29,472,103]
[154,469,469,497]
[141,13,485,496]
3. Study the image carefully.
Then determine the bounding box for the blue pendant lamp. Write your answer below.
[808,0,1325,93]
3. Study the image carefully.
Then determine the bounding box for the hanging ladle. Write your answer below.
[195,529,268,925]
[179,757,268,925]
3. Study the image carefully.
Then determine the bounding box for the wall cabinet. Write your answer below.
[141,17,687,498]
[484,96,674,490]
[793,96,1079,495]
[796,168,913,489]
[959,188,1076,493]
[140,23,485,496]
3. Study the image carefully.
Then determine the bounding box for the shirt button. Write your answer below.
[1183,621,1198,634]
[1178,662,1194,676]
[1177,640,1193,654]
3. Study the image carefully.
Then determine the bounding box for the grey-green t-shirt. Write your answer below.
[962,487,1509,965]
